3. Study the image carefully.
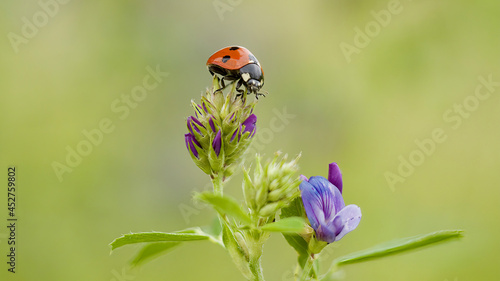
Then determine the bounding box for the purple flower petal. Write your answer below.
[317,221,341,243]
[191,116,204,127]
[212,130,222,157]
[195,105,203,117]
[230,125,241,142]
[187,116,204,135]
[184,133,200,158]
[242,114,257,137]
[328,163,343,194]
[209,116,217,133]
[308,176,345,217]
[332,204,362,242]
[300,175,309,182]
[300,180,324,231]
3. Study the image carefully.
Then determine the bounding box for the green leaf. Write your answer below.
[283,233,310,268]
[281,197,306,219]
[124,224,224,267]
[333,229,464,266]
[283,233,308,255]
[130,242,181,267]
[196,192,252,225]
[280,198,310,267]
[110,230,210,251]
[261,217,307,232]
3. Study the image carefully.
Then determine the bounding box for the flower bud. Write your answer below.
[258,202,284,217]
[184,76,258,180]
[242,168,257,210]
[209,116,218,133]
[242,114,257,137]
[243,152,301,218]
[234,232,250,260]
[212,130,222,157]
[185,133,201,159]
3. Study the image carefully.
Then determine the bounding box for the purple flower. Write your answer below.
[194,105,203,118]
[187,116,204,135]
[212,130,222,157]
[300,163,361,243]
[242,114,257,137]
[185,133,201,158]
[230,114,257,142]
[209,116,217,133]
[328,163,343,193]
[230,125,242,142]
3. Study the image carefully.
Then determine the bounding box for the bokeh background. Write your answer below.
[1,0,499,280]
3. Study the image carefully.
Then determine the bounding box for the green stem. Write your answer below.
[299,255,316,281]
[248,237,265,281]
[249,255,264,281]
[212,173,224,195]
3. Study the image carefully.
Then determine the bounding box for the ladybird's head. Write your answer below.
[246,78,262,93]
[239,63,264,94]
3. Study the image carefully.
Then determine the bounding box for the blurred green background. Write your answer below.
[1,0,499,280]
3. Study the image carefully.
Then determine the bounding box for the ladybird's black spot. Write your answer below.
[248,54,257,62]
[222,55,231,63]
[229,46,239,50]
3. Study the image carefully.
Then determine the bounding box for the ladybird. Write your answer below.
[206,46,265,97]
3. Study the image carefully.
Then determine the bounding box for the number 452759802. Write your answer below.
[7,167,16,217]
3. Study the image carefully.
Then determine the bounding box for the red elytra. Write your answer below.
[206,46,260,70]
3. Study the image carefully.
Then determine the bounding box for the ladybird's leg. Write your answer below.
[214,78,239,94]
[213,77,226,94]
[210,70,224,91]
[235,79,246,98]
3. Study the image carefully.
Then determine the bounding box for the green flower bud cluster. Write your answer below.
[185,77,258,180]
[243,152,301,219]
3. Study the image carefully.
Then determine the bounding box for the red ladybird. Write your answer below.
[207,46,265,97]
